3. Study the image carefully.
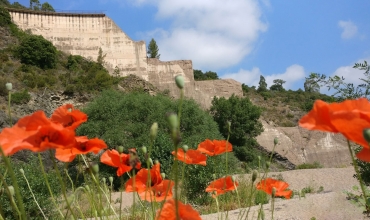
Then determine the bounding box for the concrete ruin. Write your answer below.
[7,8,242,109]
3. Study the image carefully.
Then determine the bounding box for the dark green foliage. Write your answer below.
[16,35,57,69]
[270,79,286,92]
[11,2,27,9]
[210,94,263,146]
[257,75,268,92]
[0,0,10,6]
[40,2,54,12]
[0,77,7,96]
[147,38,160,59]
[11,89,31,104]
[30,0,40,10]
[0,155,61,219]
[193,69,219,81]
[76,90,238,203]
[304,73,325,93]
[0,6,11,26]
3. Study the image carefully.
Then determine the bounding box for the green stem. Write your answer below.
[0,171,21,219]
[8,91,12,126]
[21,170,47,219]
[0,148,26,219]
[347,140,369,210]
[271,195,275,220]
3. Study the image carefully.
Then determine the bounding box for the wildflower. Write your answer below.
[172,148,207,166]
[197,139,232,156]
[0,111,76,156]
[299,98,370,161]
[125,163,162,193]
[55,136,107,162]
[139,179,174,202]
[256,178,292,199]
[205,176,238,197]
[156,199,201,220]
[50,104,87,130]
[100,149,141,177]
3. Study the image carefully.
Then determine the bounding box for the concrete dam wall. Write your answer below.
[7,8,243,109]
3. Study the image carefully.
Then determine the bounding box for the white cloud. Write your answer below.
[222,64,305,90]
[137,0,267,70]
[338,20,358,39]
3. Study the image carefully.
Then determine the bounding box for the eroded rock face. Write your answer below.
[256,121,351,168]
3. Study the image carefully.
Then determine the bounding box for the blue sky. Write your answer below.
[10,0,370,91]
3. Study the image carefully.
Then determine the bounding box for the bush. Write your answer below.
[76,90,238,203]
[295,162,323,169]
[16,35,57,69]
[0,155,61,219]
[210,94,263,146]
[0,6,11,27]
[11,89,31,104]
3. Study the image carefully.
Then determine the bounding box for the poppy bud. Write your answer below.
[85,185,90,192]
[8,186,14,196]
[258,156,261,161]
[92,164,99,174]
[272,187,276,197]
[148,158,153,166]
[231,176,237,182]
[161,173,166,179]
[175,75,185,89]
[213,174,216,179]
[266,161,270,169]
[252,170,258,183]
[19,168,24,175]
[102,177,106,184]
[363,129,370,144]
[117,146,124,153]
[274,137,279,145]
[182,145,189,152]
[154,159,159,165]
[167,113,179,131]
[141,146,147,154]
[5,82,12,91]
[109,177,113,184]
[150,122,158,141]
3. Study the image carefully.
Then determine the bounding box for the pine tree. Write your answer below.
[147,38,160,59]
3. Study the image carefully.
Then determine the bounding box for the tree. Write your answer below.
[147,38,160,59]
[304,73,325,93]
[17,35,57,69]
[41,2,55,12]
[97,47,106,66]
[193,69,219,81]
[30,0,40,10]
[257,75,268,92]
[210,94,263,146]
[270,79,286,91]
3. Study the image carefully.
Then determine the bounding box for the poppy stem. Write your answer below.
[7,91,12,126]
[347,140,369,211]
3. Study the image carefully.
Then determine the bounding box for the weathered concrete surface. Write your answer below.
[256,121,352,167]
[8,9,242,109]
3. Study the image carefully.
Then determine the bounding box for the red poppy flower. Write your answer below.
[156,199,201,220]
[50,104,87,130]
[205,176,238,197]
[100,149,141,176]
[139,179,174,202]
[256,178,292,199]
[55,136,107,162]
[299,98,370,161]
[126,163,162,193]
[0,111,76,156]
[197,139,232,156]
[172,149,207,166]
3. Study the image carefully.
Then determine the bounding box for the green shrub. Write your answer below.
[254,190,269,205]
[76,90,238,204]
[0,6,11,27]
[295,161,323,169]
[11,89,31,104]
[210,94,263,146]
[0,155,61,219]
[16,35,57,69]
